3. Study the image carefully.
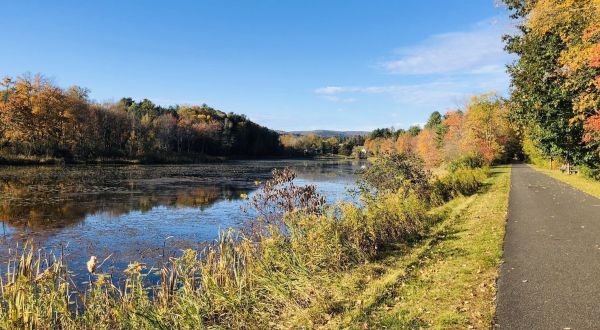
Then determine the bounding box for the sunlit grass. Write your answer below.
[294,165,511,328]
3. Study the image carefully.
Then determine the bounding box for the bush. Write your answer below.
[579,165,600,181]
[430,168,490,205]
[285,212,349,270]
[365,192,427,244]
[359,153,431,199]
[281,189,429,270]
[249,167,326,227]
[448,153,485,172]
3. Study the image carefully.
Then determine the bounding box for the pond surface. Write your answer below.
[0,159,363,279]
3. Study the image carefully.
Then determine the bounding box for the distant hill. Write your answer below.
[283,130,368,138]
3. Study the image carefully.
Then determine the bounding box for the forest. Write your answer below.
[0,75,282,162]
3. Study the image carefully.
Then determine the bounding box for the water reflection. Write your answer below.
[0,160,363,278]
[0,184,252,230]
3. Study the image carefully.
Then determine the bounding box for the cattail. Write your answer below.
[86,256,97,274]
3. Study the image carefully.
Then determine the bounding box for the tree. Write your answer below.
[442,110,465,161]
[416,128,441,167]
[503,0,600,165]
[424,110,447,148]
[424,111,442,129]
[463,93,515,163]
[395,132,416,154]
[407,125,422,136]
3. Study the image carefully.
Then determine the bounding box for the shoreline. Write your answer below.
[0,154,359,167]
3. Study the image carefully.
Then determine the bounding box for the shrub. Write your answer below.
[447,153,485,172]
[579,165,600,181]
[285,212,348,271]
[249,167,326,227]
[366,192,427,244]
[430,168,489,205]
[336,203,374,262]
[359,153,431,199]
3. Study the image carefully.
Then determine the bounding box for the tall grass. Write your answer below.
[0,164,490,329]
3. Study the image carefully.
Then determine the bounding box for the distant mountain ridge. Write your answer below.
[283,130,368,138]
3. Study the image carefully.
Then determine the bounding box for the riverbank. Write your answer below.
[0,154,224,166]
[0,153,358,166]
[0,162,506,328]
[0,159,361,281]
[282,165,510,328]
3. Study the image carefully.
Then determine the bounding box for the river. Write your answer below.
[0,159,364,279]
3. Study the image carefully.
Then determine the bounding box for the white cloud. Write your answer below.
[315,86,347,95]
[379,17,514,75]
[315,80,474,108]
[320,95,357,103]
[315,17,514,111]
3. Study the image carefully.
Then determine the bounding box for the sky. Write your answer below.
[2,1,514,131]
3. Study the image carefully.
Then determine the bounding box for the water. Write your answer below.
[0,159,364,278]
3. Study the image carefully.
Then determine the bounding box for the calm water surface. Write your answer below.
[0,159,363,278]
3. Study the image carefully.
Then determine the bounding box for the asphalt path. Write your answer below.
[495,164,600,329]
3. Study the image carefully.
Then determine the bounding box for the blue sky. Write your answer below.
[2,1,513,131]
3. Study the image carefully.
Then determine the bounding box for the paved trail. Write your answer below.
[495,164,600,329]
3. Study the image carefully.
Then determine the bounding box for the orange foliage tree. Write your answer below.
[441,110,466,161]
[462,93,514,163]
[416,129,442,168]
[395,133,416,154]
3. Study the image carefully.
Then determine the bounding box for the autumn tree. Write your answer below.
[0,74,283,162]
[416,128,441,167]
[395,132,416,154]
[463,93,516,163]
[503,0,600,165]
[441,110,465,161]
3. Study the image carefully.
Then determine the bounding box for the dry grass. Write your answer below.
[287,165,511,329]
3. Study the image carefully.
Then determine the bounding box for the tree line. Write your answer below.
[503,0,599,174]
[279,133,365,157]
[363,93,519,168]
[0,74,282,162]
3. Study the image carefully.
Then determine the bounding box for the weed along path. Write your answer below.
[496,164,600,329]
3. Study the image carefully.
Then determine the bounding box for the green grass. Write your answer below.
[286,165,511,328]
[529,164,600,199]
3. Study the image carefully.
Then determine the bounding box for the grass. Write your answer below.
[284,165,511,328]
[0,165,509,329]
[528,164,600,199]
